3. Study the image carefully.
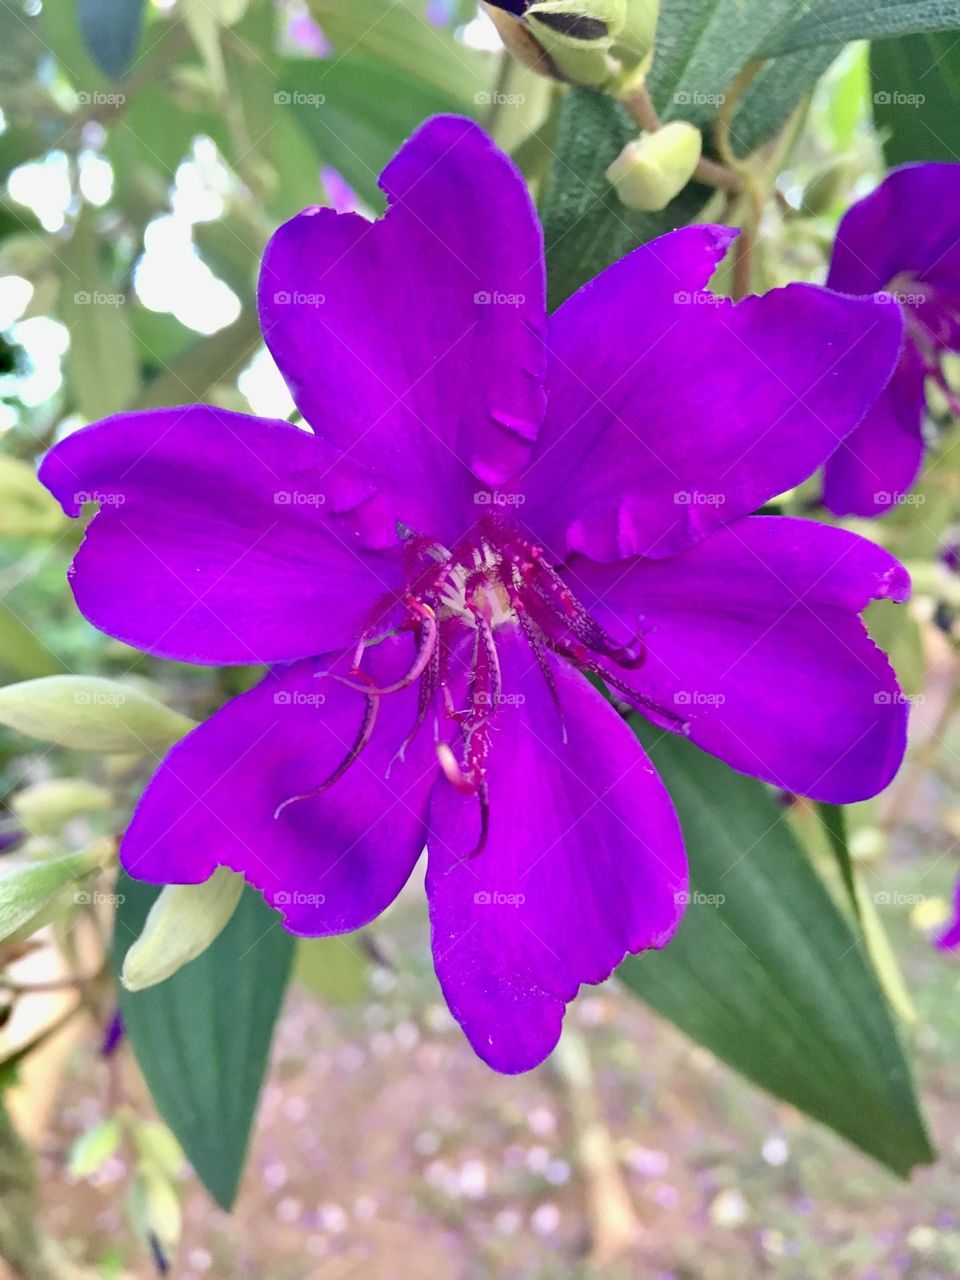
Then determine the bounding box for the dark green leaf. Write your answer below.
[281,53,478,209]
[60,213,140,419]
[768,2,960,55]
[872,31,960,164]
[76,0,146,80]
[619,725,934,1177]
[113,876,295,1209]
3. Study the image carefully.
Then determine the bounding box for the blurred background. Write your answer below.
[2,1,960,1276]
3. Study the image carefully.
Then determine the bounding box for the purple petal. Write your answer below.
[567,516,910,802]
[520,227,904,561]
[259,116,547,544]
[426,626,686,1074]
[120,637,436,935]
[936,879,960,950]
[828,163,960,296]
[39,406,402,665]
[822,347,927,516]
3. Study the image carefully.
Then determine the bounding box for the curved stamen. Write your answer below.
[335,600,438,696]
[273,688,380,818]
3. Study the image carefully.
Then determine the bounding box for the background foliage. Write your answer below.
[1,0,960,1275]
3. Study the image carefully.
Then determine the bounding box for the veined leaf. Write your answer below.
[619,725,934,1178]
[113,876,295,1209]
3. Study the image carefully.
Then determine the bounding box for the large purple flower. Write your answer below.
[40,117,909,1073]
[823,163,960,516]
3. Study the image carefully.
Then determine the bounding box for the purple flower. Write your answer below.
[823,163,960,516]
[40,118,909,1073]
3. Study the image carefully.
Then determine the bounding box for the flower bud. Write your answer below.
[12,778,111,836]
[0,837,115,943]
[482,0,627,88]
[134,1122,185,1180]
[121,868,245,992]
[619,0,659,64]
[605,121,703,212]
[128,1165,182,1272]
[69,1117,122,1180]
[0,675,195,754]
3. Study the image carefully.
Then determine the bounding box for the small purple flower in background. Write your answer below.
[823,163,960,517]
[41,117,909,1073]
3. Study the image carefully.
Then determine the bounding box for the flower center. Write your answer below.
[275,514,682,853]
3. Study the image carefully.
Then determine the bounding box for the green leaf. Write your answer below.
[769,2,960,55]
[0,675,195,753]
[871,31,960,164]
[619,725,934,1177]
[76,0,146,80]
[135,310,261,410]
[280,53,478,209]
[60,213,140,420]
[113,876,295,1209]
[0,602,66,681]
[308,0,491,103]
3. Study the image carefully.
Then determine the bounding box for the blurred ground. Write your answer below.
[29,806,960,1280]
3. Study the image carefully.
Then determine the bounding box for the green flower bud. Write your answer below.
[133,1122,185,1180]
[0,675,195,753]
[128,1165,181,1269]
[69,1117,122,1179]
[0,837,115,943]
[12,778,111,836]
[482,0,626,88]
[618,0,659,65]
[605,121,703,212]
[121,868,245,992]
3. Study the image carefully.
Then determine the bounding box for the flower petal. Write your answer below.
[258,115,547,543]
[823,347,927,516]
[120,638,436,935]
[39,406,402,665]
[426,626,686,1073]
[827,162,960,296]
[567,516,910,802]
[520,227,904,561]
